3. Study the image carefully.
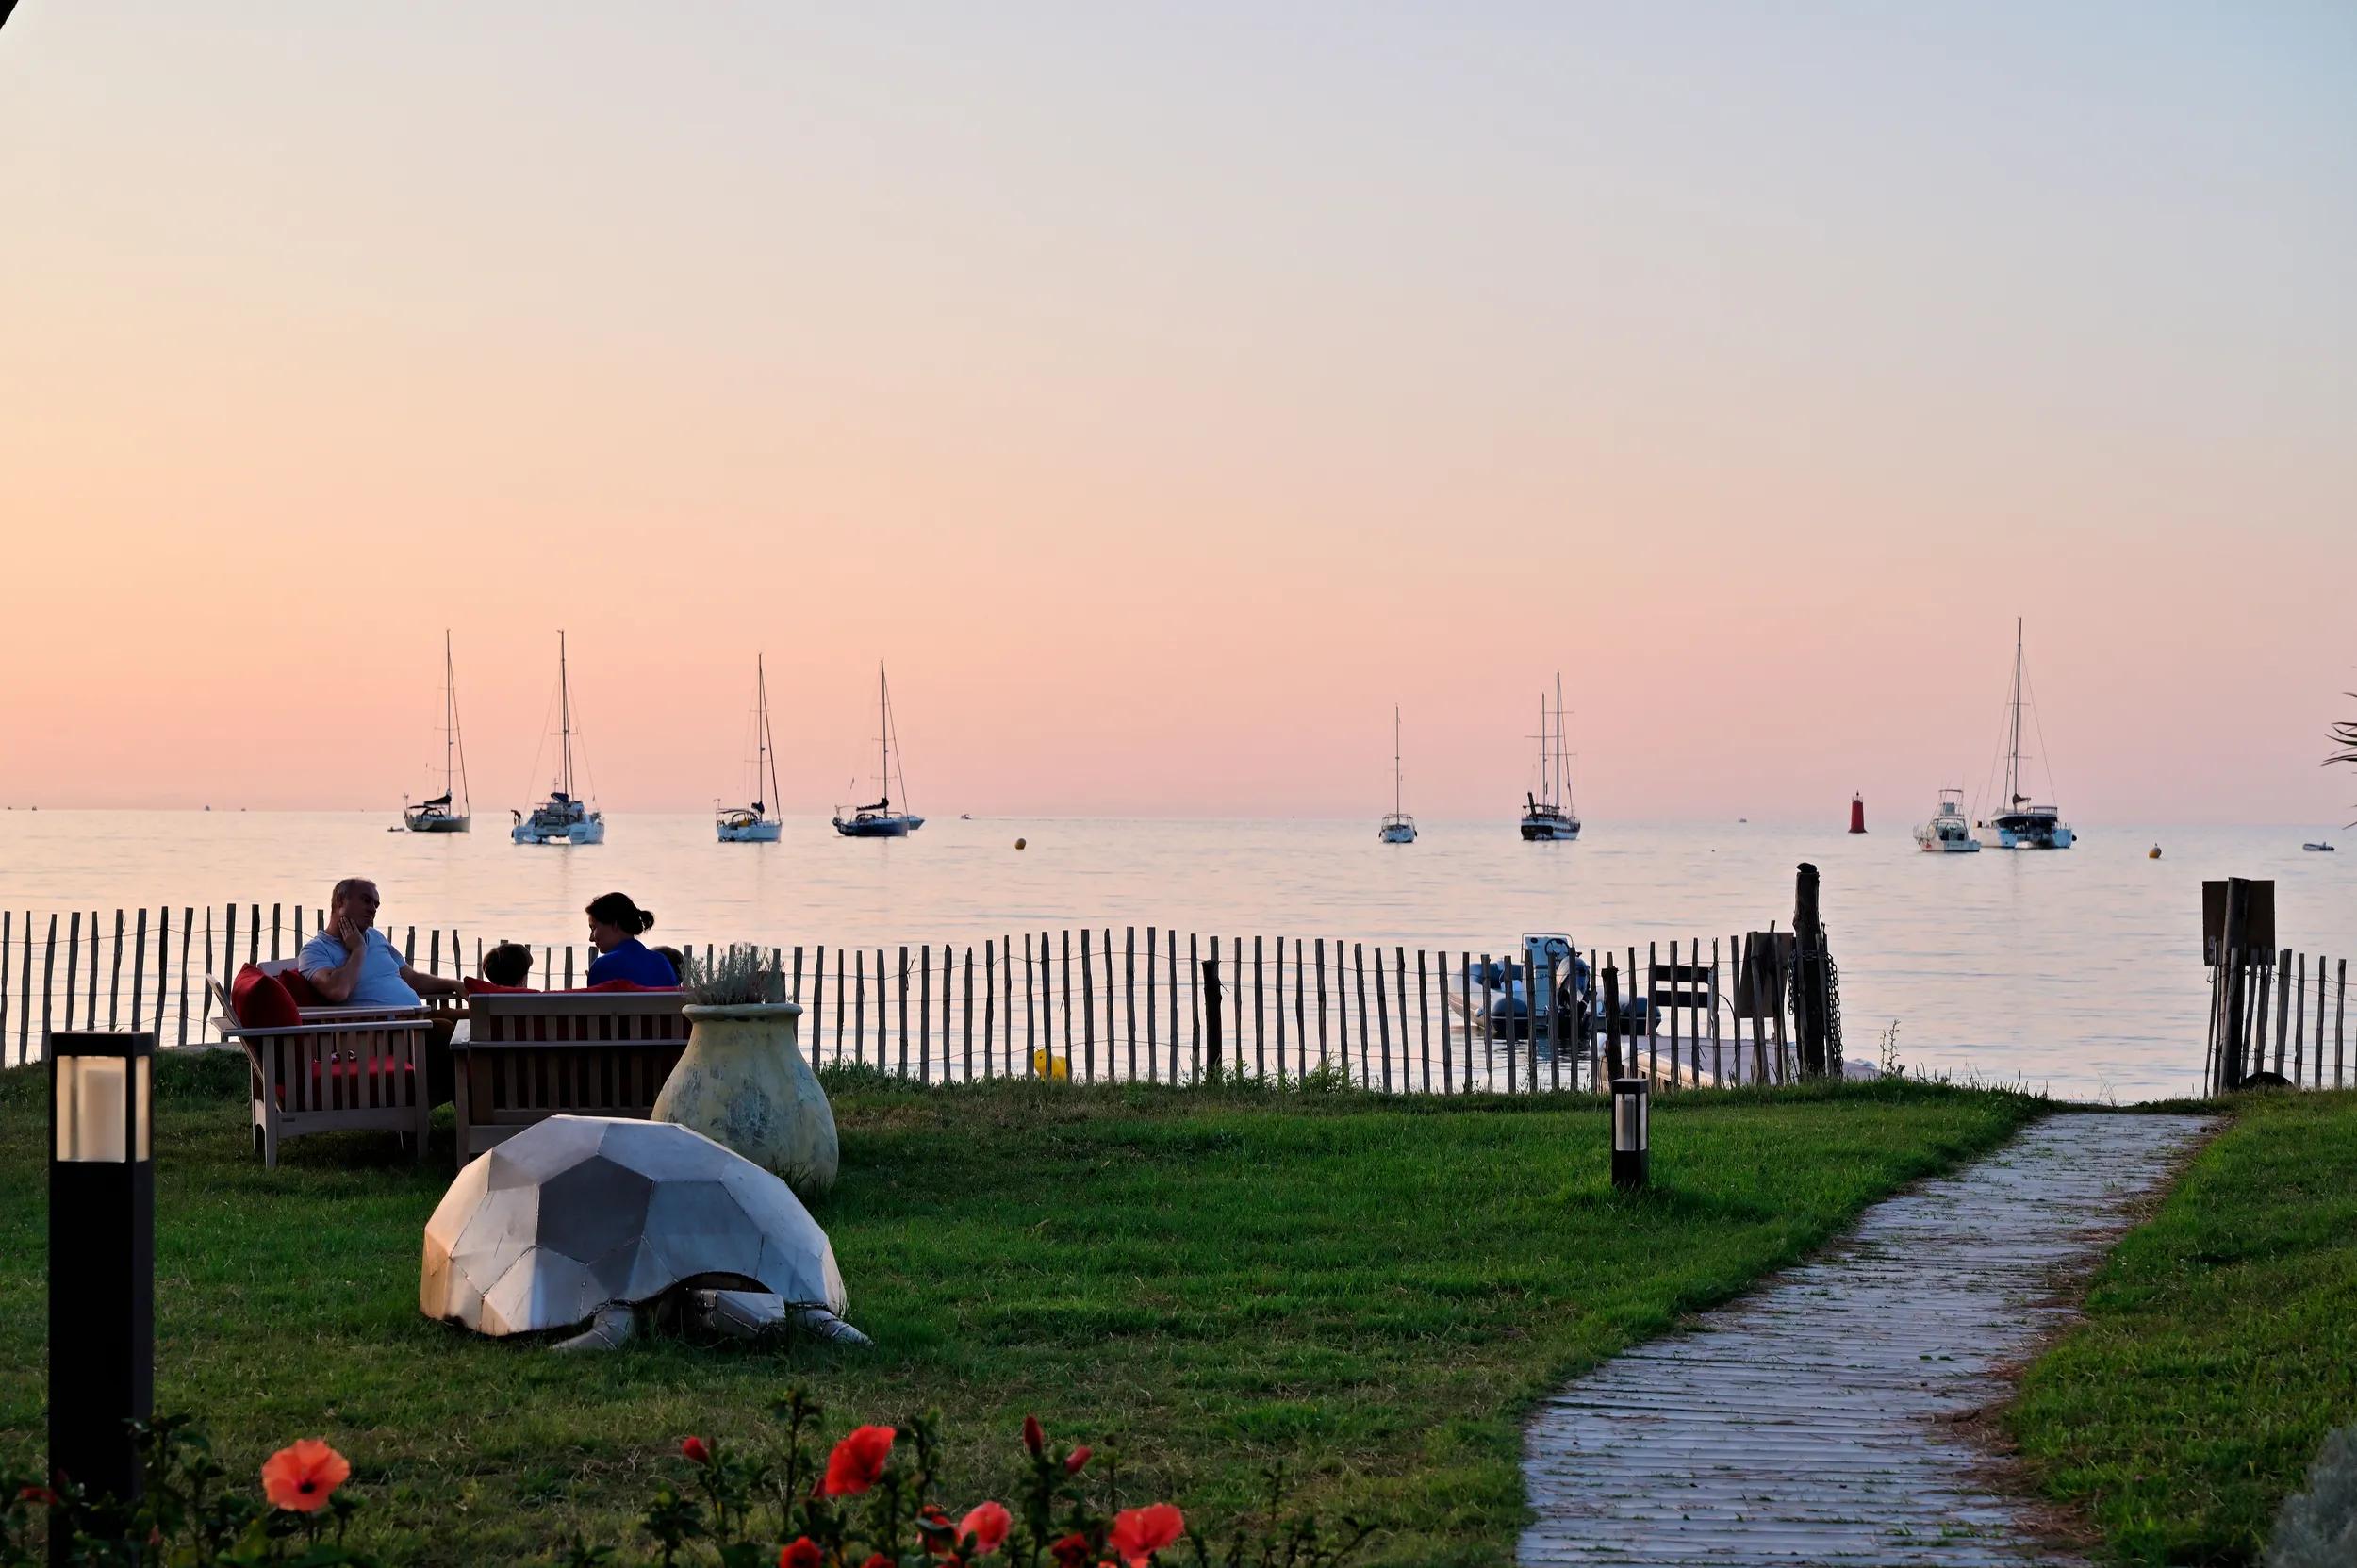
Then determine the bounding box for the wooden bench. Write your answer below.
[211,961,434,1168]
[451,991,690,1161]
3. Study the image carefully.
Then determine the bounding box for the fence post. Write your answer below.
[1202,954,1224,1079]
[1602,954,1624,1082]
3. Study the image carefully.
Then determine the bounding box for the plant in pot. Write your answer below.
[652,945,838,1195]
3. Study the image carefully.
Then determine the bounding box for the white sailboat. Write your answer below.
[1974,618,2073,850]
[1520,673,1581,841]
[1379,706,1417,844]
[402,630,470,833]
[832,662,923,838]
[511,631,606,846]
[717,654,784,843]
[1912,787,1980,853]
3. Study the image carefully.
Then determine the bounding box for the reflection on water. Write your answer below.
[2,812,2349,1101]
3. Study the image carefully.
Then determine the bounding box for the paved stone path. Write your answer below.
[1519,1114,2213,1566]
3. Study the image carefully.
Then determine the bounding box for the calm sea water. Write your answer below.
[2,810,2350,1100]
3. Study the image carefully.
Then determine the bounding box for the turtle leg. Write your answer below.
[790,1307,873,1346]
[552,1302,636,1353]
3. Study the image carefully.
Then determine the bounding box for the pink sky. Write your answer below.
[2,3,2351,823]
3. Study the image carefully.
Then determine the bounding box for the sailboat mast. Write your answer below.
[878,661,890,805]
[445,630,470,815]
[1539,694,1550,807]
[558,631,573,801]
[1556,671,1572,815]
[2008,618,2023,807]
[1393,706,1403,817]
[759,654,781,819]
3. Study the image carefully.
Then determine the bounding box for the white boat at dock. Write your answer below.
[716,654,783,843]
[512,632,605,845]
[1975,619,2073,850]
[402,631,470,833]
[832,662,923,839]
[1912,788,1980,853]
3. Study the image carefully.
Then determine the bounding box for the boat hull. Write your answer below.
[403,813,470,834]
[1520,817,1581,842]
[717,818,783,843]
[1975,820,2073,850]
[1379,824,1417,844]
[1914,833,1980,853]
[833,814,922,838]
[513,812,604,846]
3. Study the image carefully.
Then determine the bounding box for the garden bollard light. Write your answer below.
[48,1031,155,1548]
[1610,1075,1649,1191]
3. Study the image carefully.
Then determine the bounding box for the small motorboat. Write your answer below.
[2305,841,2336,852]
[1912,788,1980,853]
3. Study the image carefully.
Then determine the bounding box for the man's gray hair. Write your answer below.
[330,877,377,910]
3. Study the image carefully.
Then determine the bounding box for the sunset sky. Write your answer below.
[3,2,2351,822]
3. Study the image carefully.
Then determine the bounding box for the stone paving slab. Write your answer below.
[1520,1113,2213,1566]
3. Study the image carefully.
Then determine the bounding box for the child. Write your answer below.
[651,946,687,985]
[482,942,535,988]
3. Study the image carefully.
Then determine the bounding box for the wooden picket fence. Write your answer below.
[2205,946,2349,1095]
[0,905,1816,1095]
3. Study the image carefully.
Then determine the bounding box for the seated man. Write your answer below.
[299,877,462,1101]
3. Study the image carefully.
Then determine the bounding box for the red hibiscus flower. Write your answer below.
[1063,1444,1092,1476]
[1023,1413,1045,1456]
[822,1424,897,1496]
[680,1436,711,1466]
[780,1538,823,1568]
[862,1558,892,1568]
[1109,1503,1185,1566]
[260,1440,352,1513]
[960,1499,1012,1555]
[17,1485,58,1507]
[1048,1532,1095,1568]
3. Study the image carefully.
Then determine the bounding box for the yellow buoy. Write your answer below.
[2149,844,2162,859]
[1030,1048,1067,1079]
[1015,837,1027,850]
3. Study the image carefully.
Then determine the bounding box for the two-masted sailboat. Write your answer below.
[1975,618,2073,850]
[1379,706,1416,843]
[402,631,470,833]
[717,654,784,842]
[1520,673,1580,841]
[832,662,923,838]
[511,631,606,846]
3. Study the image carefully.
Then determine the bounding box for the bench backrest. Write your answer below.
[467,990,690,1043]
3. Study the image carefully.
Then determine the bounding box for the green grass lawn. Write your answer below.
[2012,1091,2357,1566]
[0,1054,2040,1566]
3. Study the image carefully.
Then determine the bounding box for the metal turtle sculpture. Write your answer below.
[421,1114,866,1351]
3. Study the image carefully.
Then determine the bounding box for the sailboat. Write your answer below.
[1974,618,2073,850]
[1520,673,1581,841]
[402,631,470,833]
[832,662,924,838]
[717,654,784,842]
[1379,706,1417,843]
[511,631,606,846]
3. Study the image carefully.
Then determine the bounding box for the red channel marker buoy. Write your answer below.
[1849,793,1867,834]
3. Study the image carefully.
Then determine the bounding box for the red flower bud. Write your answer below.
[862,1558,893,1568]
[1023,1413,1045,1456]
[780,1537,823,1568]
[1063,1444,1092,1476]
[16,1486,58,1508]
[1049,1532,1094,1568]
[680,1436,712,1466]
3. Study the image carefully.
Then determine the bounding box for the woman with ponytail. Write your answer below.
[584,892,680,986]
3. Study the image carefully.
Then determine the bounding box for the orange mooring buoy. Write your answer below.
[1849,793,1867,834]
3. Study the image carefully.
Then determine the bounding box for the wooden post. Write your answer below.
[1146,928,1158,1081]
[270,903,282,961]
[1080,929,1096,1082]
[1373,949,1393,1093]
[853,949,866,1066]
[1126,926,1137,1082]
[1602,954,1624,1082]
[41,914,60,1048]
[1351,942,1373,1086]
[1477,953,1494,1090]
[1105,927,1117,1075]
[917,943,931,1081]
[1062,930,1074,1070]
[963,946,975,1081]
[1791,864,1829,1078]
[1338,939,1355,1079]
[2293,950,2306,1082]
[2218,880,2251,1091]
[0,911,9,1064]
[1667,940,1680,1088]
[1254,934,1266,1081]
[1190,933,1202,1076]
[813,946,828,1065]
[2312,953,2328,1088]
[1202,953,1224,1077]
[980,941,992,1080]
[1272,933,1285,1080]
[2335,957,2347,1089]
[1169,932,1181,1081]
[1023,933,1037,1075]
[1417,949,1434,1094]
[1710,938,1723,1086]
[1314,938,1329,1067]
[25,914,41,1063]
[1294,938,1307,1079]
[130,910,147,1031]
[2272,948,2292,1075]
[1041,930,1055,1073]
[64,912,80,1031]
[898,946,912,1078]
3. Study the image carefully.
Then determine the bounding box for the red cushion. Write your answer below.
[279,967,324,1007]
[232,964,301,1028]
[275,1056,416,1108]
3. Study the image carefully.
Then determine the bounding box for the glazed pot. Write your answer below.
[651,1002,837,1196]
